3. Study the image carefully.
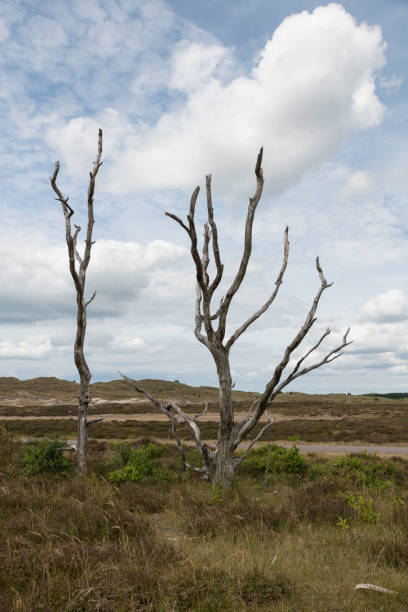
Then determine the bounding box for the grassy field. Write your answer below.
[3,414,408,444]
[2,376,408,446]
[1,426,408,610]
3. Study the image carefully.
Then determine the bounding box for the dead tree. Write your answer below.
[124,148,351,486]
[50,130,103,476]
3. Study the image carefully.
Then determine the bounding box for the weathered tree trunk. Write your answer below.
[213,351,235,486]
[160,147,351,486]
[213,434,235,487]
[50,130,102,476]
[75,324,91,475]
[77,391,89,475]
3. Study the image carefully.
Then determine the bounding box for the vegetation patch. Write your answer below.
[2,425,408,610]
[107,442,175,483]
[21,436,73,477]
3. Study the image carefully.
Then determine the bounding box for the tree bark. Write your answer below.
[213,350,235,486]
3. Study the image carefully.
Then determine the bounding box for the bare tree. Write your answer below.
[50,130,103,476]
[123,148,351,486]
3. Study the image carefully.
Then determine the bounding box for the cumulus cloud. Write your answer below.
[0,338,52,360]
[360,289,407,322]
[45,3,386,198]
[169,40,234,92]
[0,236,187,322]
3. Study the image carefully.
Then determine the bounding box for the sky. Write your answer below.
[0,0,407,394]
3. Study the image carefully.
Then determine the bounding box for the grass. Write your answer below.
[1,424,408,610]
[4,414,408,444]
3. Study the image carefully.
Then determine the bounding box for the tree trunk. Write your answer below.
[75,300,91,476]
[77,391,89,476]
[213,436,235,487]
[213,351,236,486]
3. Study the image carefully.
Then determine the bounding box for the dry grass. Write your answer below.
[4,414,408,444]
[2,425,408,610]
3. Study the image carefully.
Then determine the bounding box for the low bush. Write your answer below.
[345,493,378,523]
[108,442,174,483]
[332,452,395,487]
[21,437,73,477]
[242,444,308,477]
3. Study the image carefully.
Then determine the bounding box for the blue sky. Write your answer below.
[1,0,407,393]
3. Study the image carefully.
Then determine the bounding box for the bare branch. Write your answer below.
[287,327,331,378]
[316,256,331,287]
[206,174,224,296]
[87,417,103,425]
[188,185,200,218]
[226,226,289,350]
[193,403,208,421]
[85,291,96,308]
[235,258,336,445]
[354,584,399,596]
[210,308,220,320]
[119,372,166,412]
[164,212,189,234]
[166,401,212,479]
[120,372,212,479]
[237,398,258,428]
[201,223,211,288]
[217,147,264,341]
[73,224,83,267]
[50,163,74,217]
[82,128,102,275]
[268,329,353,398]
[234,412,274,464]
[61,444,77,451]
[194,282,209,346]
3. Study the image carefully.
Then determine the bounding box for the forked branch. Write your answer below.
[236,259,351,446]
[226,226,289,350]
[235,411,274,466]
[217,147,265,341]
[119,372,212,479]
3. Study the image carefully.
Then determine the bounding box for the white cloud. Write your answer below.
[169,40,234,92]
[0,236,187,322]
[45,3,386,198]
[0,338,52,359]
[360,289,407,323]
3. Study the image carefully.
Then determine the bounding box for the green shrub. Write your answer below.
[21,437,72,477]
[108,443,173,483]
[110,441,135,467]
[333,453,395,488]
[243,444,308,477]
[345,493,378,523]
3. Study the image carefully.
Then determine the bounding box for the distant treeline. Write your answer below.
[362,392,408,400]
